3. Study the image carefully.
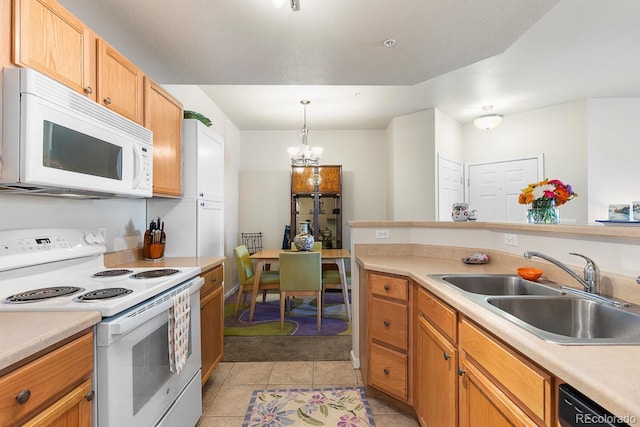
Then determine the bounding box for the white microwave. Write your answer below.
[1,67,153,198]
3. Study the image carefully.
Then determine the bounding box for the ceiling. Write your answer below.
[59,0,640,130]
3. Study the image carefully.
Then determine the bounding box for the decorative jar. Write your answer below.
[293,222,314,251]
[526,199,560,224]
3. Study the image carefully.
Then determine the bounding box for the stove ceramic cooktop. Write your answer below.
[0,260,201,317]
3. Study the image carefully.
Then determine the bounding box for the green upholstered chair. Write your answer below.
[233,245,280,317]
[278,252,322,330]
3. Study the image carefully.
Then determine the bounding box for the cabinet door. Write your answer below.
[144,77,183,196]
[317,166,341,193]
[96,38,144,124]
[13,0,95,98]
[416,316,458,427]
[200,283,224,386]
[459,357,537,427]
[23,379,93,427]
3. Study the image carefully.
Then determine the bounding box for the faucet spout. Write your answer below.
[523,251,600,293]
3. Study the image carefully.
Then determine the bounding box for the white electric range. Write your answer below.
[0,228,204,427]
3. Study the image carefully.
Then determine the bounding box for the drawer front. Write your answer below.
[460,318,551,423]
[369,342,408,401]
[201,265,223,296]
[370,297,408,350]
[418,287,457,342]
[370,273,408,301]
[0,332,93,426]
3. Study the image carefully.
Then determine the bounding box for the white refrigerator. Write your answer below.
[147,119,224,258]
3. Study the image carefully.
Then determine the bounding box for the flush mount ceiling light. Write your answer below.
[272,0,300,11]
[474,105,504,130]
[287,100,323,166]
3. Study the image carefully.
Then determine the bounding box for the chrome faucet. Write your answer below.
[523,251,600,294]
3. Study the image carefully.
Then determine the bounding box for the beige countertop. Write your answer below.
[357,254,640,422]
[0,311,101,372]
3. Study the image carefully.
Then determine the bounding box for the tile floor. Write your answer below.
[198,361,420,426]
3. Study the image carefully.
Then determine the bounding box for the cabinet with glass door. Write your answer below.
[290,165,342,249]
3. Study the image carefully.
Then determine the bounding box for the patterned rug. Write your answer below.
[243,387,375,426]
[224,290,351,337]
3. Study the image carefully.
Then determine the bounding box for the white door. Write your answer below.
[467,155,543,222]
[437,155,464,221]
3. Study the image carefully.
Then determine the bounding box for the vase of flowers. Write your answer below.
[519,179,577,224]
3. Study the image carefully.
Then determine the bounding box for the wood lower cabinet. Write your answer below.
[366,271,411,403]
[0,330,94,427]
[415,288,458,427]
[459,318,553,427]
[144,77,184,196]
[13,0,96,98]
[200,264,224,386]
[363,270,557,426]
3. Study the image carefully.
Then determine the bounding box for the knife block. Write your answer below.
[143,230,166,261]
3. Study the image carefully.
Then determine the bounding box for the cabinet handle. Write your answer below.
[84,86,93,95]
[383,320,390,327]
[443,351,450,360]
[458,367,466,377]
[85,390,95,401]
[383,284,390,291]
[383,368,389,375]
[104,97,112,105]
[16,390,31,404]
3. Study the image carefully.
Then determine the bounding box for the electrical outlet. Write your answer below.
[375,229,390,239]
[504,233,518,246]
[98,227,107,241]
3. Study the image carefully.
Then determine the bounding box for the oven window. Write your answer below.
[42,120,123,180]
[131,320,192,415]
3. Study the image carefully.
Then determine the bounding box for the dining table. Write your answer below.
[248,248,351,322]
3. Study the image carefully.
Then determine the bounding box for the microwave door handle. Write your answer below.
[132,144,144,189]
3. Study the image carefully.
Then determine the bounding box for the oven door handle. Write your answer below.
[108,276,204,337]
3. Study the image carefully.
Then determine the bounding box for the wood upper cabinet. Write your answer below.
[291,165,341,194]
[12,0,96,99]
[97,38,144,124]
[144,77,183,196]
[0,331,94,427]
[200,264,224,386]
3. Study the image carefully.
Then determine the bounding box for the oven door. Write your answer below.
[95,277,203,427]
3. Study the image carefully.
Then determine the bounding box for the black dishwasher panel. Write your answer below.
[558,384,631,427]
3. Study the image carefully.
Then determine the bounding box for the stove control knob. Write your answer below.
[94,233,105,244]
[84,233,97,244]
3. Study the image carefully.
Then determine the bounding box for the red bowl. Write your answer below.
[517,267,543,281]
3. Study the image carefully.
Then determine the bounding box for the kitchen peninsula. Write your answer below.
[350,221,640,424]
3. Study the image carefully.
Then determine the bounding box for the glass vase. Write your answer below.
[527,200,560,224]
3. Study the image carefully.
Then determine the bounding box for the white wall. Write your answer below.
[587,98,640,223]
[462,100,588,224]
[239,130,387,251]
[388,109,437,220]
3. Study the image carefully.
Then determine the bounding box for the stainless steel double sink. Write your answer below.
[429,274,640,345]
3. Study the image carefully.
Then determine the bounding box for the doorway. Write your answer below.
[437,155,464,221]
[467,155,543,222]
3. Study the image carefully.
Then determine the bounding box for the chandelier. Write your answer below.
[287,100,323,166]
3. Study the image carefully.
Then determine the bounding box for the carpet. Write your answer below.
[225,290,351,337]
[222,335,352,362]
[243,387,375,427]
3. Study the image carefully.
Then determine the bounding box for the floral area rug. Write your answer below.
[243,387,375,426]
[224,290,351,337]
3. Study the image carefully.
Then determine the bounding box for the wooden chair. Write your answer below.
[278,252,322,330]
[321,269,351,316]
[233,245,280,317]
